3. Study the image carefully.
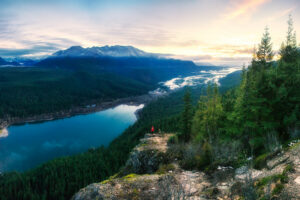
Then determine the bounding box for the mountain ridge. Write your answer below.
[52,45,160,58]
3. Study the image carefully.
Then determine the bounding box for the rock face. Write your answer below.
[121,133,171,175]
[72,134,300,200]
[72,134,211,200]
[73,174,185,200]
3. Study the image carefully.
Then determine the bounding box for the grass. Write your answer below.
[255,163,294,198]
[283,163,295,174]
[271,183,284,196]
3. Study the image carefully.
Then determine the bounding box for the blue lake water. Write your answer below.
[0,104,144,172]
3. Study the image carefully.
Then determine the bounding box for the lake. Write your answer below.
[0,104,144,172]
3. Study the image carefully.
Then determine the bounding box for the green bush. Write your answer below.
[179,142,212,171]
[167,135,179,145]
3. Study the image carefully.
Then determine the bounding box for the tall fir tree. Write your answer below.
[256,26,274,63]
[280,15,298,63]
[286,14,297,47]
[192,84,223,144]
[181,88,193,142]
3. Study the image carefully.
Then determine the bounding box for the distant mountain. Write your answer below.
[0,57,20,66]
[11,58,37,66]
[37,45,225,86]
[53,45,158,58]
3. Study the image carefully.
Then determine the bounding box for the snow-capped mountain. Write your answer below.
[53,45,158,58]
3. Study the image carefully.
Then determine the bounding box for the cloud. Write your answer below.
[202,44,254,55]
[168,54,213,61]
[167,52,251,67]
[0,44,59,57]
[225,0,272,20]
[266,6,296,22]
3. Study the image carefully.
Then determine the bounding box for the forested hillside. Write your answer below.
[0,67,153,120]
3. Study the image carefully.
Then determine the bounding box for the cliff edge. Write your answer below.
[72,134,300,200]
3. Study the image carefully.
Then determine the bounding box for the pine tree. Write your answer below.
[181,88,193,142]
[286,14,297,47]
[256,26,274,63]
[192,84,223,144]
[280,15,298,63]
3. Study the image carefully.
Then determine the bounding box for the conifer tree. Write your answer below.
[286,15,297,47]
[256,26,274,63]
[280,15,298,63]
[181,88,193,142]
[192,84,223,144]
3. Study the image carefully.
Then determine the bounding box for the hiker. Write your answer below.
[151,126,155,134]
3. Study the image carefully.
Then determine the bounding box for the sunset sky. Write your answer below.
[0,0,299,66]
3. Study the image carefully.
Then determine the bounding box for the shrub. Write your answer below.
[168,135,179,145]
[254,153,268,169]
[272,183,284,196]
[179,142,212,171]
[283,163,295,174]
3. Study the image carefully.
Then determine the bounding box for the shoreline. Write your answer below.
[0,94,156,129]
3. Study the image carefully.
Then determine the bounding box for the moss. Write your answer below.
[156,164,176,174]
[100,173,120,184]
[100,179,110,184]
[122,173,139,182]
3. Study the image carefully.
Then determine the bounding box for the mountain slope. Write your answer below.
[36,56,204,84]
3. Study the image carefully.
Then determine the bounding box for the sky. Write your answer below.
[0,0,299,66]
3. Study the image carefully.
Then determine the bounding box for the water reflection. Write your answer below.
[0,104,143,172]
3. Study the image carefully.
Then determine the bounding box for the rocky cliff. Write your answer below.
[72,134,300,200]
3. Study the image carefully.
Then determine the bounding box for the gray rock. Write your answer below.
[267,155,289,169]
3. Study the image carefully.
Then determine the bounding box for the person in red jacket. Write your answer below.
[151,126,155,134]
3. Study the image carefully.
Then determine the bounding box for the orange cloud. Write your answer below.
[225,0,272,20]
